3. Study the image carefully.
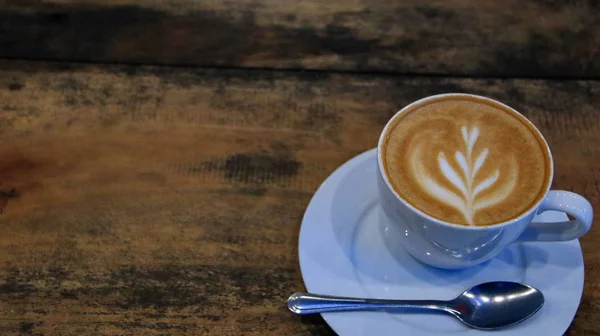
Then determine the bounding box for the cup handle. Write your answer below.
[517,190,593,242]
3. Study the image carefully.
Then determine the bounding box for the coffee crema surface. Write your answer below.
[382,96,551,226]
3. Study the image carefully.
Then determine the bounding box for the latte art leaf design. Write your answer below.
[411,125,517,225]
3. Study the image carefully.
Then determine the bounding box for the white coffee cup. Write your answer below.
[377,93,593,269]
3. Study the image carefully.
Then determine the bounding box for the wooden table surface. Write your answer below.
[0,1,598,335]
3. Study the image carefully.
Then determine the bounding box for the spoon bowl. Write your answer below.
[288,281,544,330]
[446,281,544,329]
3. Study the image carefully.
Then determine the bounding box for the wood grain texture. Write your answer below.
[0,0,599,78]
[0,60,598,335]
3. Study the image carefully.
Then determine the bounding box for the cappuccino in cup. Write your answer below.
[377,93,592,269]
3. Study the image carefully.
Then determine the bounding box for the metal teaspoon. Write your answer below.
[287,281,544,330]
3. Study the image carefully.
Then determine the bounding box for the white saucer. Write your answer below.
[298,148,584,336]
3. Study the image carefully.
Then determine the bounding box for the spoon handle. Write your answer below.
[288,292,451,315]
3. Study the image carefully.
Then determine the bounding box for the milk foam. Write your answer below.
[410,125,517,225]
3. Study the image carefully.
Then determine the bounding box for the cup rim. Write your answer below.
[376,93,554,230]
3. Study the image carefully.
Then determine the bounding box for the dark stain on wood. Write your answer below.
[113,265,207,310]
[59,290,78,299]
[413,5,456,21]
[0,76,25,91]
[236,187,268,196]
[0,149,71,206]
[0,154,44,199]
[0,279,37,294]
[0,188,18,213]
[8,82,24,91]
[223,153,302,183]
[18,322,34,333]
[200,151,302,185]
[0,154,41,178]
[302,101,340,128]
